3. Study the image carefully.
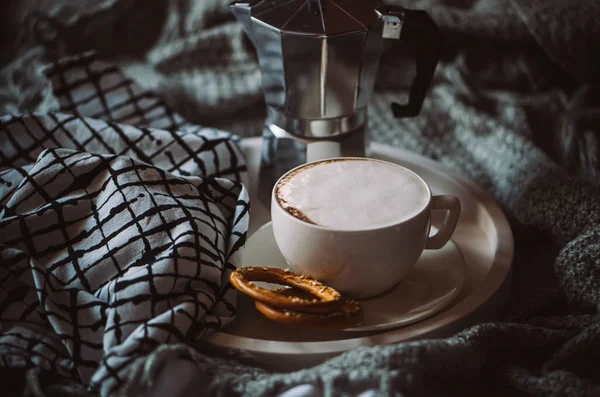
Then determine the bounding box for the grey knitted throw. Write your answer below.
[1,0,599,396]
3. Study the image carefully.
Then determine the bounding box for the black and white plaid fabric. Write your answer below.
[0,51,250,395]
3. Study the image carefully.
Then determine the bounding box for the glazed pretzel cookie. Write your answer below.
[229,267,344,314]
[254,287,363,329]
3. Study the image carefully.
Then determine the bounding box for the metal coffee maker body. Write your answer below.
[231,0,442,205]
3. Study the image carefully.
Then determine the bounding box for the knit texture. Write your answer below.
[1,0,600,396]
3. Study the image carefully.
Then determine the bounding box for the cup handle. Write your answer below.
[425,195,461,249]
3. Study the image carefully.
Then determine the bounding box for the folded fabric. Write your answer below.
[0,51,250,395]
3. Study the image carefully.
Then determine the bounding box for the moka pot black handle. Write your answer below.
[380,7,443,118]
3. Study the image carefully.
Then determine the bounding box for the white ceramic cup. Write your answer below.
[270,158,461,299]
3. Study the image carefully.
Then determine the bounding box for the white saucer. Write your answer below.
[204,138,513,372]
[241,222,465,332]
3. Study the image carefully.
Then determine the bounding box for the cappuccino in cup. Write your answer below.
[275,158,430,230]
[271,158,461,299]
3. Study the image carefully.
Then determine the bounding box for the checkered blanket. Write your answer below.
[0,51,250,394]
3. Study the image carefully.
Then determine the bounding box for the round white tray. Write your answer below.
[204,138,514,371]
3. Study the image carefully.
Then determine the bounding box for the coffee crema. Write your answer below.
[275,159,430,230]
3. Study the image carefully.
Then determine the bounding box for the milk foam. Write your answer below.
[276,159,430,230]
